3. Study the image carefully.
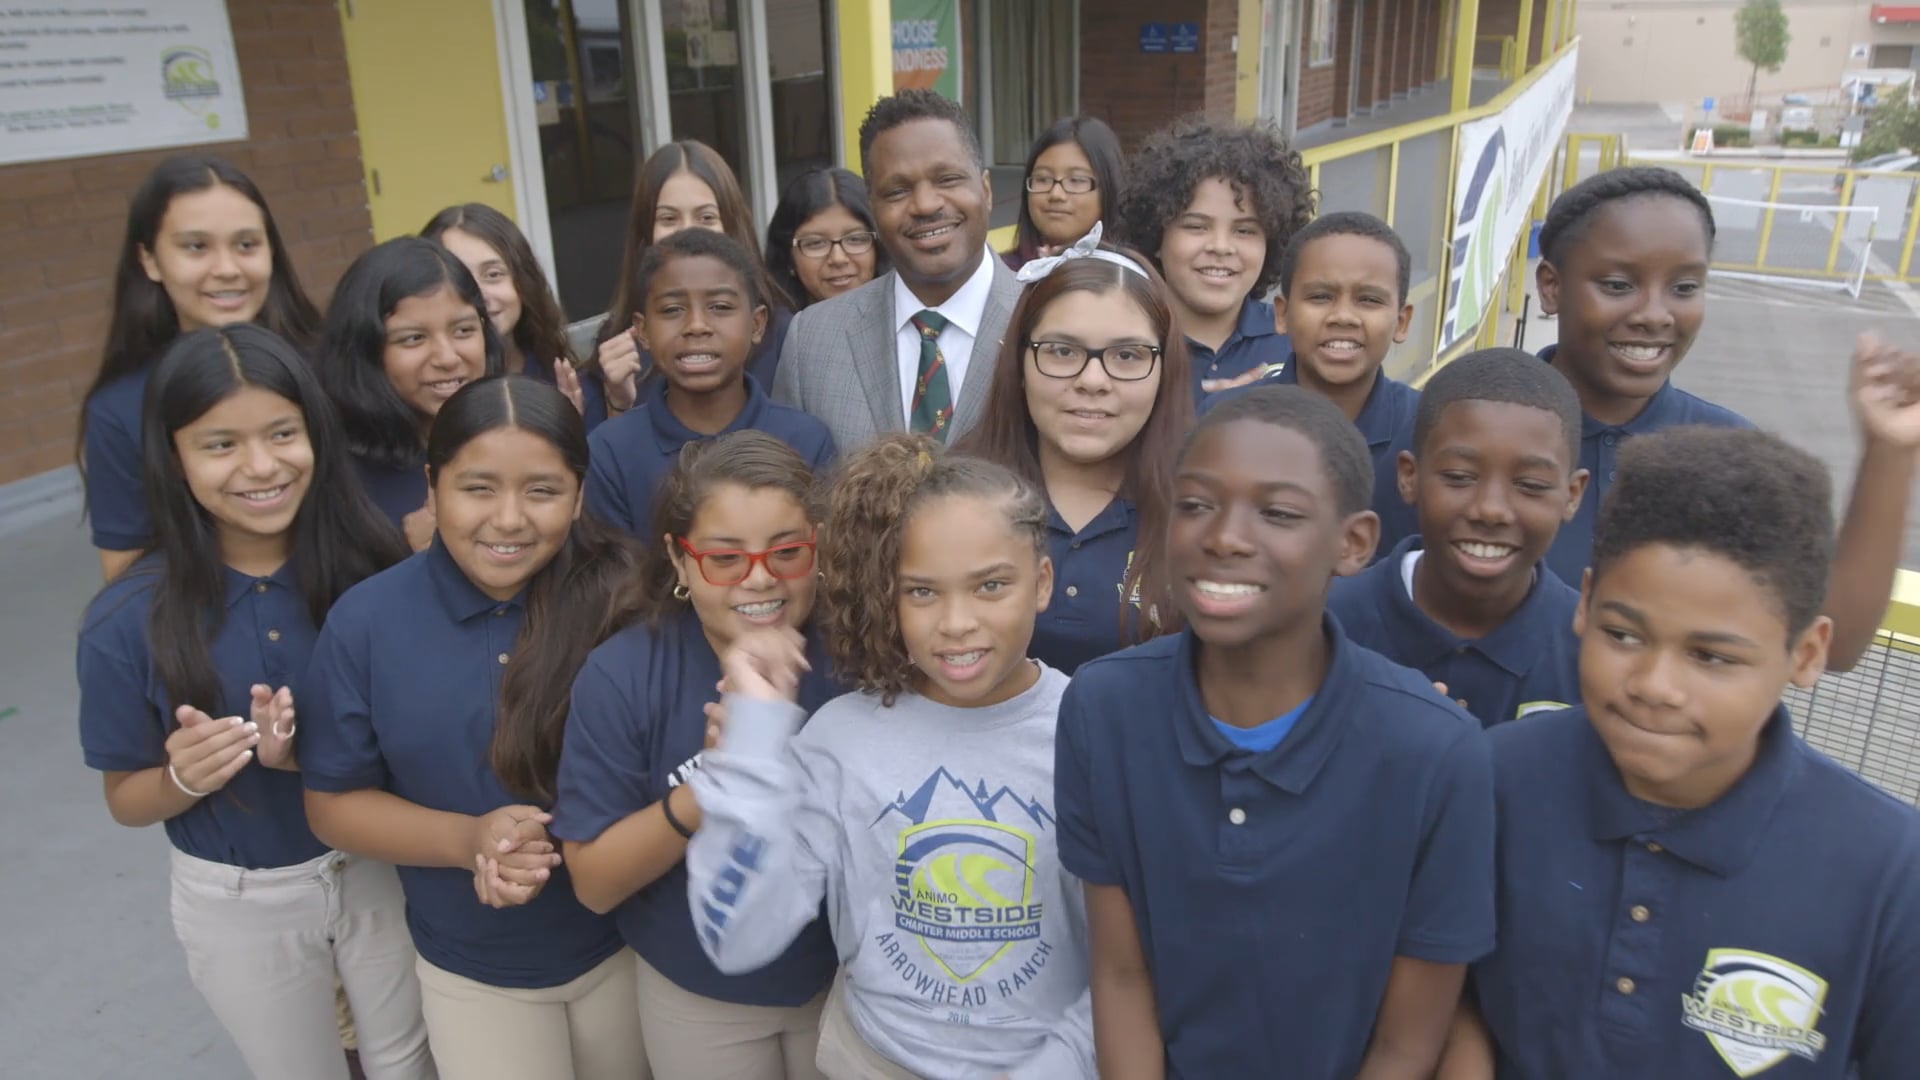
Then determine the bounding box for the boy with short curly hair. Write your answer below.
[1115,118,1314,403]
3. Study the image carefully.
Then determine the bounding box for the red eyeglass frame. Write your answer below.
[674,530,819,586]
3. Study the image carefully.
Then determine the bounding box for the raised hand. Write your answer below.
[597,325,645,413]
[1851,332,1920,450]
[553,358,587,416]
[164,705,260,796]
[249,684,298,770]
[719,627,811,704]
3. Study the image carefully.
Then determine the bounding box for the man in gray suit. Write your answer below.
[773,89,1022,450]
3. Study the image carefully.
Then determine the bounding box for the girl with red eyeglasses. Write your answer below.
[552,430,838,1080]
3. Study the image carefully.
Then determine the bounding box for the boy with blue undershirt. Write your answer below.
[1330,348,1588,727]
[584,228,834,540]
[1057,386,1494,1079]
[1444,426,1920,1079]
[1210,212,1424,556]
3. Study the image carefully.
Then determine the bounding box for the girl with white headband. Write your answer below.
[954,226,1194,673]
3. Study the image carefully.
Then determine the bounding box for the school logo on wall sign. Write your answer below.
[1680,949,1829,1076]
[161,47,222,114]
[872,768,1054,1009]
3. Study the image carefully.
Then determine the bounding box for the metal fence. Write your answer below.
[1789,634,1920,807]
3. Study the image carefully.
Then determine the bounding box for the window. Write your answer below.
[1309,0,1337,66]
[1872,44,1915,69]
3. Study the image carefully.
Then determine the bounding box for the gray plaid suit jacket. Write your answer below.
[771,259,1023,451]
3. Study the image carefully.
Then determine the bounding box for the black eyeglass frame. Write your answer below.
[1023,174,1099,195]
[1026,340,1163,381]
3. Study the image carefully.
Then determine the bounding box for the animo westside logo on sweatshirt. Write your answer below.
[870,767,1059,1008]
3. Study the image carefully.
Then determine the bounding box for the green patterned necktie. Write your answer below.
[909,309,954,440]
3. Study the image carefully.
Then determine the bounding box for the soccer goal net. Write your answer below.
[1704,194,1878,299]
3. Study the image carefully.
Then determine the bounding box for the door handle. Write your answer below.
[483,164,509,183]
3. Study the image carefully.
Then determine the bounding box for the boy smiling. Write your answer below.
[1447,426,1920,1079]
[1330,349,1588,727]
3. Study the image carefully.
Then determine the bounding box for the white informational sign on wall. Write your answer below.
[0,2,247,167]
[1440,43,1578,349]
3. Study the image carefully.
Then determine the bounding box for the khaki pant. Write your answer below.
[633,953,826,1080]
[813,975,919,1080]
[168,847,433,1080]
[416,949,647,1080]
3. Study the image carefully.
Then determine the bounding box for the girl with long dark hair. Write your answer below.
[953,240,1190,671]
[302,375,648,1080]
[314,237,504,548]
[75,324,425,1079]
[765,167,888,308]
[421,203,607,430]
[80,155,321,580]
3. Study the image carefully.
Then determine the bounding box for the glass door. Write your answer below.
[526,0,641,321]
[662,0,754,207]
[764,0,835,194]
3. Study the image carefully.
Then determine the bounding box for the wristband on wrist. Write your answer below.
[167,763,213,799]
[660,786,695,840]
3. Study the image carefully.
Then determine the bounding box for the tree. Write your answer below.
[1734,0,1791,110]
[1855,95,1920,162]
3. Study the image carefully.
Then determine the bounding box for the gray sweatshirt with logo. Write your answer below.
[686,665,1095,1080]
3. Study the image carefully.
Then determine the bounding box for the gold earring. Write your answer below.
[672,583,690,600]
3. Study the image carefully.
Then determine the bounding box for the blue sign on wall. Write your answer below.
[1170,22,1200,53]
[1140,22,1168,53]
[1703,96,1717,113]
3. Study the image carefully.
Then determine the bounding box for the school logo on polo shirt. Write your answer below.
[1680,948,1830,1076]
[1117,550,1142,608]
[873,767,1054,1010]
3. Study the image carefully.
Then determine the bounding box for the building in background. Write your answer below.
[0,0,1575,504]
[1573,0,1920,107]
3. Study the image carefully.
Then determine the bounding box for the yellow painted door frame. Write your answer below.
[836,0,894,170]
[339,0,519,241]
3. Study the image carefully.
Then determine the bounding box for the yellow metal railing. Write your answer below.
[1474,34,1520,79]
[1600,155,1920,285]
[1301,38,1581,381]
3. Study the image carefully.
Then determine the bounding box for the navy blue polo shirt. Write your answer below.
[583,373,835,539]
[1329,536,1580,728]
[1475,706,1920,1079]
[1188,296,1292,405]
[1032,497,1144,674]
[518,352,609,434]
[1055,620,1495,1078]
[1538,347,1752,584]
[83,369,153,551]
[352,452,428,530]
[302,540,622,989]
[550,609,839,1006]
[77,556,329,869]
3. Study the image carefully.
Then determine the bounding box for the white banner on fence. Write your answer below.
[0,2,247,167]
[1440,43,1578,348]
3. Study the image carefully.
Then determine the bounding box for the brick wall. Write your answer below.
[1477,0,1519,68]
[1358,0,1386,111]
[0,0,371,489]
[1297,0,1341,129]
[1203,0,1240,119]
[1329,0,1354,118]
[1079,0,1227,150]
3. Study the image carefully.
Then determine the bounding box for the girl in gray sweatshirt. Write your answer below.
[687,438,1096,1080]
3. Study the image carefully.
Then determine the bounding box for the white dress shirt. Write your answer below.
[891,247,999,426]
